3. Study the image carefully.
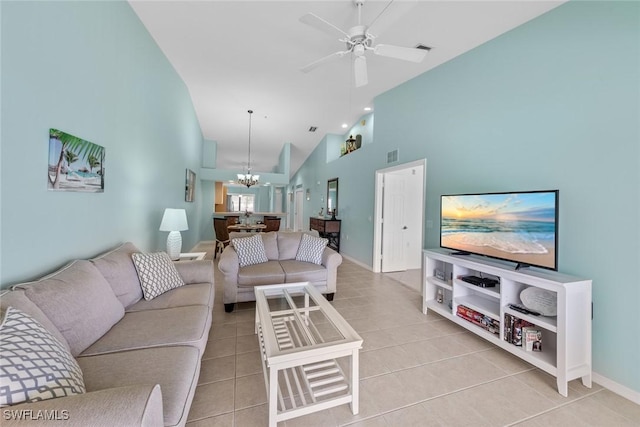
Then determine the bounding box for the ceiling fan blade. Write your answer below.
[300,13,349,39]
[300,51,347,73]
[367,0,417,37]
[374,44,427,63]
[354,56,368,88]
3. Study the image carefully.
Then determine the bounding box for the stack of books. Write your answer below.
[456,305,499,335]
[504,313,542,351]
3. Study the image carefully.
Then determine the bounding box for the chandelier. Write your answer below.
[237,109,260,188]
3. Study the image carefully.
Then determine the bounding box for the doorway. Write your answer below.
[373,159,426,275]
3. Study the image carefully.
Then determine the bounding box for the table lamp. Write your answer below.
[159,208,188,260]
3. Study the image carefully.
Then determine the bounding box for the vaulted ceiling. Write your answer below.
[129,1,563,176]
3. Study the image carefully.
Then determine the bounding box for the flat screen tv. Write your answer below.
[440,190,559,270]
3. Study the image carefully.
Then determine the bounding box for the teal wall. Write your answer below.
[0,1,204,286]
[292,1,639,394]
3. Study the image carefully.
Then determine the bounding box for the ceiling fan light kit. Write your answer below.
[300,0,428,88]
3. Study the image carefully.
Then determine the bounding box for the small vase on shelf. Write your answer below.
[331,209,336,220]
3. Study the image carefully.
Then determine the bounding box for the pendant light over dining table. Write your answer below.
[237,109,260,188]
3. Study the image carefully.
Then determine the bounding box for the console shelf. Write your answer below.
[423,248,592,396]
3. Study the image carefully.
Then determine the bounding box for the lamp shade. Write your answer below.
[159,208,188,231]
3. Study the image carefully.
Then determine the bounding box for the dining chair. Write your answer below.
[264,217,281,232]
[213,218,231,259]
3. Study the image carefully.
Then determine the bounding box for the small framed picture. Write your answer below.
[185,169,195,202]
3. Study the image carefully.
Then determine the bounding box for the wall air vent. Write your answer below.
[308,126,318,132]
[387,149,399,164]
[415,44,432,51]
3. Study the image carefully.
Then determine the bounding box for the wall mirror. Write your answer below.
[327,178,338,216]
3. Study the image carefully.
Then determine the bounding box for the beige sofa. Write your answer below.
[0,242,214,427]
[218,231,342,312]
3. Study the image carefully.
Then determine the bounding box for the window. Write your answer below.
[228,194,255,212]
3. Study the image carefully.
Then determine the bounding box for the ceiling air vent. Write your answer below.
[387,149,399,164]
[415,44,432,51]
[308,126,318,132]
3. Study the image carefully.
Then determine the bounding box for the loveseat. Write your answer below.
[218,230,342,312]
[0,242,214,427]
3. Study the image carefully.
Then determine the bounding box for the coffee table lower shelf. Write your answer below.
[256,322,359,426]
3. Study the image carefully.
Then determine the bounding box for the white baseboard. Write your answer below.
[339,253,373,271]
[593,372,640,404]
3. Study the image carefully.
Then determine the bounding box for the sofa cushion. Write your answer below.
[279,260,328,284]
[233,234,268,267]
[91,242,143,308]
[237,261,285,287]
[0,289,70,352]
[78,346,200,427]
[80,305,211,356]
[295,233,328,265]
[132,252,185,300]
[277,230,319,260]
[0,307,85,406]
[126,283,214,312]
[261,231,279,260]
[14,260,125,357]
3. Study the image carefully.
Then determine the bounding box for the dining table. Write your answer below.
[227,223,267,232]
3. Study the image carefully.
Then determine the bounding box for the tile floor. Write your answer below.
[187,242,640,426]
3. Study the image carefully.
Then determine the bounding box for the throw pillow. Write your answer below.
[0,307,85,407]
[233,234,268,268]
[295,233,328,265]
[131,252,185,300]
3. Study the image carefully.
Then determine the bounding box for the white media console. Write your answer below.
[422,248,592,396]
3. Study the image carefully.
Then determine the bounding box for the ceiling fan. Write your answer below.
[299,0,428,88]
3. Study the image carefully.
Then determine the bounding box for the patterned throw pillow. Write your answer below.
[233,234,268,268]
[131,252,185,300]
[295,233,328,265]
[0,306,85,407]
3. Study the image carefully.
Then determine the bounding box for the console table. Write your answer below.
[309,217,341,252]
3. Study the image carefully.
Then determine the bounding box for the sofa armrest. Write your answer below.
[2,384,163,426]
[218,247,240,304]
[322,247,343,294]
[218,247,239,277]
[173,260,214,285]
[322,247,343,270]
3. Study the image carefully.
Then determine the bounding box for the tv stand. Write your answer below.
[423,248,592,396]
[450,250,471,256]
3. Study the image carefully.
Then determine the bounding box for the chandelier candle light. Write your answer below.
[159,208,189,260]
[237,109,260,188]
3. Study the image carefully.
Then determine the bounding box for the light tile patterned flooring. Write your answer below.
[187,243,640,426]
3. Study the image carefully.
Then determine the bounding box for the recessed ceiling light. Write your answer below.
[341,123,348,129]
[364,107,372,111]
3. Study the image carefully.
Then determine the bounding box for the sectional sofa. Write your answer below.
[0,242,214,426]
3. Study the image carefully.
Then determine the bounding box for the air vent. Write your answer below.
[308,126,318,132]
[387,149,399,164]
[415,44,432,51]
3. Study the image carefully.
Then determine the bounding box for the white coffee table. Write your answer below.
[254,282,363,426]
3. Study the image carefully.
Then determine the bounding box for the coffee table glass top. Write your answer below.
[255,283,361,358]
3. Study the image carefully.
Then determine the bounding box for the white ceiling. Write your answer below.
[129,1,563,176]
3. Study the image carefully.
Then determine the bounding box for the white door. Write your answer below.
[295,188,304,231]
[374,160,425,273]
[381,173,407,272]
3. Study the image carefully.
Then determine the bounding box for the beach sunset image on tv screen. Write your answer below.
[440,191,558,270]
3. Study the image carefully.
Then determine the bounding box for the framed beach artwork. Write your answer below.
[185,168,196,202]
[48,129,105,193]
